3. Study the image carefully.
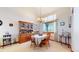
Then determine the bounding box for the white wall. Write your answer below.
[0,8,36,45]
[0,8,18,45]
[57,16,71,34]
[57,16,71,42]
[0,17,19,45]
[71,8,79,52]
[55,8,72,43]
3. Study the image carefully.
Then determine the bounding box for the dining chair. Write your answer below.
[40,33,51,47]
[30,36,36,47]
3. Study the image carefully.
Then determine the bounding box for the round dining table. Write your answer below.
[31,34,47,46]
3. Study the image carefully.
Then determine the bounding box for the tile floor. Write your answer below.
[0,41,71,52]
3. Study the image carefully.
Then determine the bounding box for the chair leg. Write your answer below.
[48,41,50,47]
[30,43,32,48]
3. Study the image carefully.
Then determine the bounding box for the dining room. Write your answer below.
[0,7,72,52]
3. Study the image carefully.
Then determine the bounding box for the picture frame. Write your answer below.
[9,23,13,27]
[60,22,65,26]
[0,20,3,26]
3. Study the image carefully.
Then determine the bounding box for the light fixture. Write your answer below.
[37,7,43,23]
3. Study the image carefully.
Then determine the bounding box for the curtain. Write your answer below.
[43,22,55,32]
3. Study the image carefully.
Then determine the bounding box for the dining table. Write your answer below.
[31,34,47,46]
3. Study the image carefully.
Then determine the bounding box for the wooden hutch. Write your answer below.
[18,21,33,43]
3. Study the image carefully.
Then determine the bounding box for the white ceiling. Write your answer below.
[0,7,72,22]
[4,7,68,17]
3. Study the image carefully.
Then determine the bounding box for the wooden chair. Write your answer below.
[40,33,51,47]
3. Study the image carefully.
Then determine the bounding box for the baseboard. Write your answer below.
[71,50,74,52]
[50,39,54,41]
[0,42,18,48]
[70,46,74,52]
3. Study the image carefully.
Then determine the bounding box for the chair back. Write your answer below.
[46,33,51,40]
[31,35,35,42]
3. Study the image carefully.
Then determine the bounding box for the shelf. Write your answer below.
[18,21,33,43]
[20,28,33,30]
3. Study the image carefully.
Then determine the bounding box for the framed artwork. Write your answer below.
[0,20,3,26]
[9,23,13,27]
[60,22,65,26]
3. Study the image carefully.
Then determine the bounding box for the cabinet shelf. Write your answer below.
[18,21,33,43]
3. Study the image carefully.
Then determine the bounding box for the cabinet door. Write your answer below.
[26,34,31,41]
[19,34,27,43]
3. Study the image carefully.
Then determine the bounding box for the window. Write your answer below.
[43,22,56,32]
[44,14,56,22]
[43,14,56,32]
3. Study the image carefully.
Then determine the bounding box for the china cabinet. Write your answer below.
[19,21,33,43]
